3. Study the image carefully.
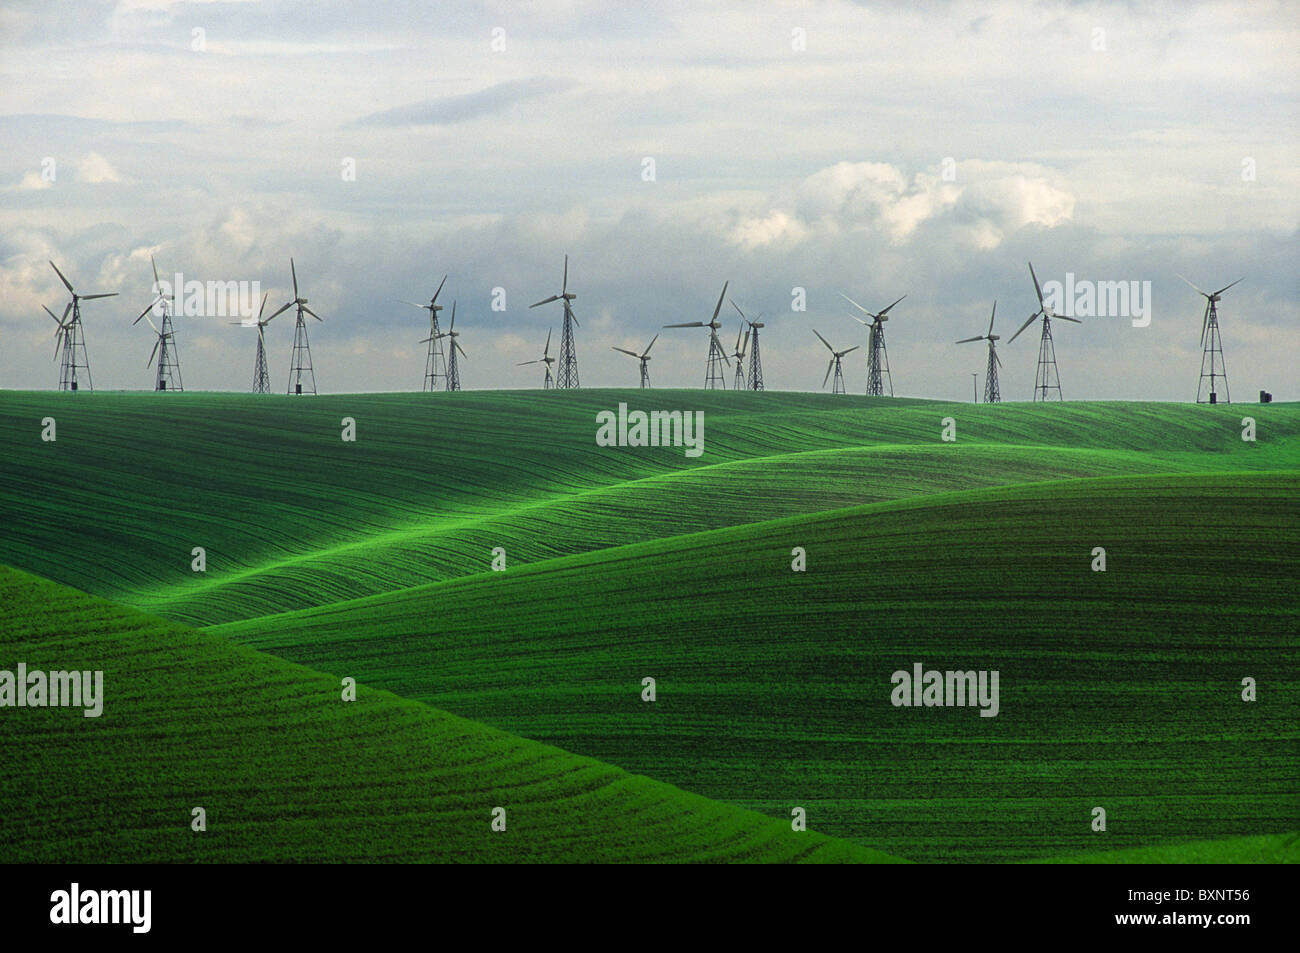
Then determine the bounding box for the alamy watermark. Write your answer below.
[1042,272,1152,327]
[148,272,262,321]
[890,662,999,717]
[0,663,103,717]
[596,402,704,458]
[50,883,150,933]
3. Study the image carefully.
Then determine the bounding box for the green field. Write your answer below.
[0,566,893,863]
[1,390,1296,862]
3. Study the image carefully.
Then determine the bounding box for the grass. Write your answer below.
[0,565,900,863]
[1033,831,1300,864]
[1,391,1295,625]
[0,389,1296,863]
[205,471,1300,863]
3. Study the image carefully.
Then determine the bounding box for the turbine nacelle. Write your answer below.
[1010,265,1082,344]
[612,332,659,365]
[842,292,906,328]
[48,260,118,313]
[530,255,579,312]
[1179,274,1242,306]
[732,300,767,331]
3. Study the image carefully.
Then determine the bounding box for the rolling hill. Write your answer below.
[1,389,1296,863]
[208,471,1300,862]
[1,391,1295,624]
[0,566,896,863]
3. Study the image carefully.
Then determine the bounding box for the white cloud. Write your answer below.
[733,159,1073,250]
[10,171,53,191]
[76,152,122,184]
[729,209,809,250]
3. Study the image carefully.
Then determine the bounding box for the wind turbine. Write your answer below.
[401,274,449,392]
[665,281,730,389]
[48,260,116,391]
[611,333,658,388]
[813,329,859,395]
[731,302,766,391]
[231,293,283,393]
[266,258,322,395]
[730,322,750,390]
[518,328,556,389]
[1009,262,1081,401]
[955,301,1002,404]
[842,292,905,396]
[432,300,465,391]
[1178,274,1243,404]
[132,255,183,391]
[530,255,579,388]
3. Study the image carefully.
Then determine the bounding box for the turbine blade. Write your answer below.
[988,300,997,335]
[62,303,71,322]
[1028,261,1046,309]
[432,274,447,303]
[643,333,658,355]
[267,300,295,321]
[257,293,268,322]
[49,261,74,293]
[399,300,428,310]
[1008,312,1039,344]
[842,345,861,356]
[43,305,61,324]
[1201,302,1210,345]
[544,327,551,355]
[1056,314,1083,324]
[518,360,540,366]
[530,295,560,308]
[812,328,834,352]
[81,293,117,300]
[612,347,640,357]
[955,335,984,344]
[148,337,160,367]
[665,321,705,328]
[1177,274,1210,298]
[877,294,906,317]
[134,296,163,324]
[449,301,456,331]
[151,254,160,289]
[713,281,729,323]
[1215,277,1244,296]
[304,306,323,321]
[840,292,872,316]
[562,254,568,294]
[290,258,298,298]
[823,358,833,387]
[731,301,746,320]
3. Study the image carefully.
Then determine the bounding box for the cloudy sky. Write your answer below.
[2,0,1296,400]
